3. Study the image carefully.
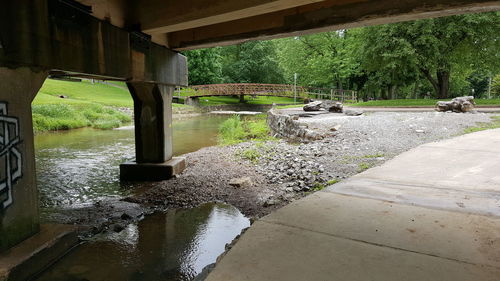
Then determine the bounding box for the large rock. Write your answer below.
[328,102,343,113]
[436,96,475,113]
[303,101,323,112]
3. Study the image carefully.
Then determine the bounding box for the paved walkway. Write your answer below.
[206,129,500,281]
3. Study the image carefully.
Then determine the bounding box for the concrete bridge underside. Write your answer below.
[0,0,499,279]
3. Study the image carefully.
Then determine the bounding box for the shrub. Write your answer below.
[218,115,247,145]
[218,114,274,145]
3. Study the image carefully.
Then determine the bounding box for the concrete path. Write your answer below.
[206,129,500,281]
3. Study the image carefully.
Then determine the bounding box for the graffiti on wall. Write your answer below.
[0,102,22,210]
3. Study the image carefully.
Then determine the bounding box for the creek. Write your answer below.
[33,114,251,281]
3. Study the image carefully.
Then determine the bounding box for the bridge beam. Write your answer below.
[0,67,47,252]
[120,83,186,181]
[167,0,500,50]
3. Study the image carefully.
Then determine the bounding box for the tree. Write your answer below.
[276,31,360,89]
[220,41,285,84]
[182,48,222,85]
[357,12,500,99]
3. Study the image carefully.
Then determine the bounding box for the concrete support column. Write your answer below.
[185,96,200,106]
[0,67,47,252]
[120,82,186,181]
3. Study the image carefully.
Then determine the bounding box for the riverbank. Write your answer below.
[33,79,135,132]
[33,79,300,132]
[35,110,499,280]
[40,111,499,232]
[125,111,498,220]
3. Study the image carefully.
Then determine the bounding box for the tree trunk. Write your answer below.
[389,85,397,99]
[413,82,419,99]
[436,71,450,99]
[420,68,450,99]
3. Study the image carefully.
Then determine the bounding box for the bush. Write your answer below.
[218,114,274,145]
[218,115,247,145]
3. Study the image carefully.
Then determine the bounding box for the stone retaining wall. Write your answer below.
[267,108,321,142]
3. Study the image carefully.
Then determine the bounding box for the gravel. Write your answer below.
[130,111,495,219]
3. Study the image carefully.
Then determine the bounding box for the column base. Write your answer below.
[120,157,186,181]
[0,224,80,281]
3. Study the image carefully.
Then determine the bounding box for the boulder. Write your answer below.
[303,101,323,112]
[328,102,343,113]
[435,96,475,113]
[344,109,364,116]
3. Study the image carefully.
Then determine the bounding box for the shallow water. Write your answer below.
[35,203,250,281]
[35,115,229,207]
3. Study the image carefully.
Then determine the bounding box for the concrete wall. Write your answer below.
[0,68,47,252]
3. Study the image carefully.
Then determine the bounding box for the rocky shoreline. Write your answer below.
[128,111,495,219]
[45,111,496,237]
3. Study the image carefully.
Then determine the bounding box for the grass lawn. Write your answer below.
[351,99,500,107]
[35,79,187,108]
[37,79,134,107]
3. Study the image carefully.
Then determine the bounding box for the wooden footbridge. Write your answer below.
[179,83,357,102]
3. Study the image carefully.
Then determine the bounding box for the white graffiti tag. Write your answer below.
[0,103,22,210]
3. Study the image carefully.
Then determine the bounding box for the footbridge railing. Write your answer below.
[178,83,357,102]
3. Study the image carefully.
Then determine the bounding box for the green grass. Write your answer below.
[327,179,340,185]
[36,79,134,108]
[275,104,304,109]
[463,116,500,134]
[351,99,500,107]
[363,153,384,158]
[32,104,131,132]
[239,148,261,164]
[218,115,274,145]
[32,79,193,132]
[358,162,373,172]
[31,79,139,132]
